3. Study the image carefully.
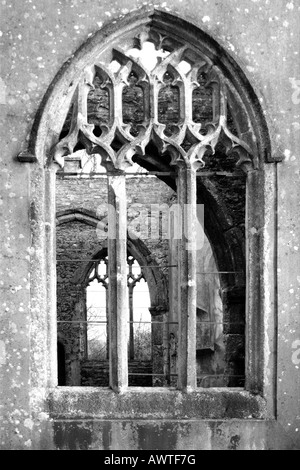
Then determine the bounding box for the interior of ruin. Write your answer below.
[55,29,247,390]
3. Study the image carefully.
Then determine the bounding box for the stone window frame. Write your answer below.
[19,9,280,420]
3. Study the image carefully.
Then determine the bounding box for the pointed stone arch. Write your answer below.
[24,8,278,417]
[20,8,275,169]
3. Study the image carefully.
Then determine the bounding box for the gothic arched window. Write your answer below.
[22,11,278,419]
[54,26,254,392]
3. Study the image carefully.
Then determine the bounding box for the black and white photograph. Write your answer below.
[0,0,299,453]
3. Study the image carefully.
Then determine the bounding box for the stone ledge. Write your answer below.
[48,387,266,420]
[17,151,38,163]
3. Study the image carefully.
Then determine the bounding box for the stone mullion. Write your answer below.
[218,78,228,125]
[181,72,193,126]
[106,77,115,130]
[176,163,197,391]
[113,75,124,130]
[129,284,134,361]
[212,81,221,124]
[150,70,163,125]
[212,73,227,126]
[107,170,128,392]
[105,283,109,361]
[141,75,151,125]
[168,207,181,386]
[77,76,90,123]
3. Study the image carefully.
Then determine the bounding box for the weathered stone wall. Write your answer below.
[0,0,299,450]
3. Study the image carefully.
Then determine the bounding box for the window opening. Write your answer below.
[55,26,256,391]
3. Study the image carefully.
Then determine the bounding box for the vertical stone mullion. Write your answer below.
[107,170,128,392]
[45,165,58,387]
[129,284,134,361]
[176,164,197,391]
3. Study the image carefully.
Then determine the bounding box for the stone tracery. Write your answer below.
[53,31,257,173]
[53,28,257,392]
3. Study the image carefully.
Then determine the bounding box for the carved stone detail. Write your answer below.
[52,32,257,173]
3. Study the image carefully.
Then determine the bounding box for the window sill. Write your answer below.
[48,387,266,420]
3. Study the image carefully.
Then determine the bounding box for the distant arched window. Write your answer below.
[86,254,151,363]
